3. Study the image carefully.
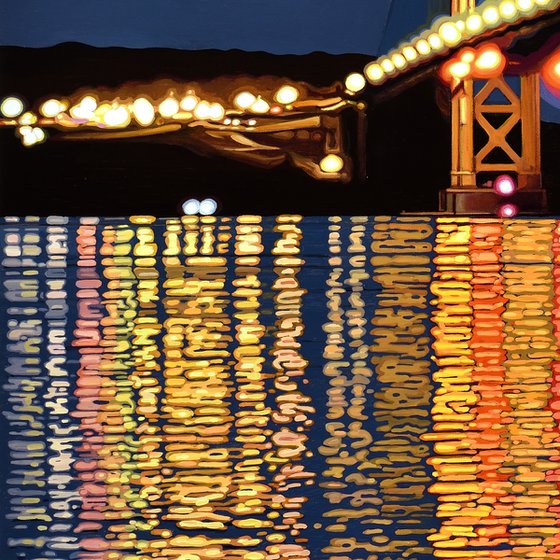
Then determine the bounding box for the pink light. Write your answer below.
[497,203,518,218]
[493,174,516,197]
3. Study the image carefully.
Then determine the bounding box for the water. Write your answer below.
[1,216,560,560]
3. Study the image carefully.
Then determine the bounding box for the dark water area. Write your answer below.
[2,216,560,560]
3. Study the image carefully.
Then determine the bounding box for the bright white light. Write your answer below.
[516,0,535,12]
[1,97,24,118]
[251,97,270,114]
[81,96,97,112]
[365,63,384,83]
[320,154,344,174]
[40,99,65,118]
[482,5,500,25]
[182,198,200,215]
[103,106,130,127]
[180,94,198,111]
[194,101,211,120]
[345,72,366,93]
[199,198,218,215]
[159,97,179,117]
[132,97,155,126]
[439,22,461,46]
[234,91,256,110]
[18,112,37,125]
[33,128,46,142]
[275,86,299,105]
[208,103,225,121]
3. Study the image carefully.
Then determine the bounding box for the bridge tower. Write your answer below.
[441,0,547,213]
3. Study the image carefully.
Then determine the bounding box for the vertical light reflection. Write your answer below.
[2,218,51,554]
[368,217,435,558]
[319,216,379,555]
[45,217,81,553]
[71,217,108,556]
[424,218,478,556]
[96,221,137,557]
[266,215,313,559]
[465,220,510,552]
[156,215,238,559]
[500,220,560,558]
[129,216,165,549]
[231,216,272,545]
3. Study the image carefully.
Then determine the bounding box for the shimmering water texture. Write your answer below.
[2,216,560,560]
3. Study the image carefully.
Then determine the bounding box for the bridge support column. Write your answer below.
[439,0,547,214]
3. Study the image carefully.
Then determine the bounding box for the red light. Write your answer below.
[542,49,560,94]
[493,174,516,197]
[497,203,518,218]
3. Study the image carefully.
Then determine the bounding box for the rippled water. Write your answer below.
[2,216,560,560]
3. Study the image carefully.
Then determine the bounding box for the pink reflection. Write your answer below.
[497,203,518,218]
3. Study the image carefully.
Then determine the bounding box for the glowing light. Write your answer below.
[18,112,37,125]
[542,49,560,92]
[345,73,366,93]
[1,97,24,118]
[319,154,344,174]
[199,198,218,216]
[493,174,517,196]
[194,101,211,120]
[498,203,518,217]
[182,198,200,215]
[466,13,484,32]
[81,96,97,112]
[365,63,384,83]
[132,98,155,126]
[428,34,444,51]
[482,5,500,25]
[159,98,179,117]
[33,128,46,143]
[103,105,130,127]
[208,103,225,121]
[234,92,256,110]
[180,94,198,111]
[232,118,241,126]
[516,0,535,11]
[416,40,431,56]
[449,61,471,79]
[275,86,299,104]
[381,58,395,73]
[439,22,461,46]
[461,49,476,63]
[251,97,270,114]
[22,134,36,147]
[40,99,65,118]
[402,46,418,62]
[247,119,257,126]
[500,0,518,18]
[18,125,45,147]
[392,54,406,69]
[473,44,506,78]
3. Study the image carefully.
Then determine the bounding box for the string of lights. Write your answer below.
[344,0,560,88]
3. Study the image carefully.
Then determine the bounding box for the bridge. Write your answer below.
[0,0,559,214]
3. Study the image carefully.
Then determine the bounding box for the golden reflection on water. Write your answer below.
[426,218,560,559]
[4,216,560,559]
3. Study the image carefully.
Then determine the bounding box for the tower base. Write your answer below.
[439,188,548,215]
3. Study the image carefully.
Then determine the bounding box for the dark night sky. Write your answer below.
[0,0,436,55]
[0,0,558,121]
